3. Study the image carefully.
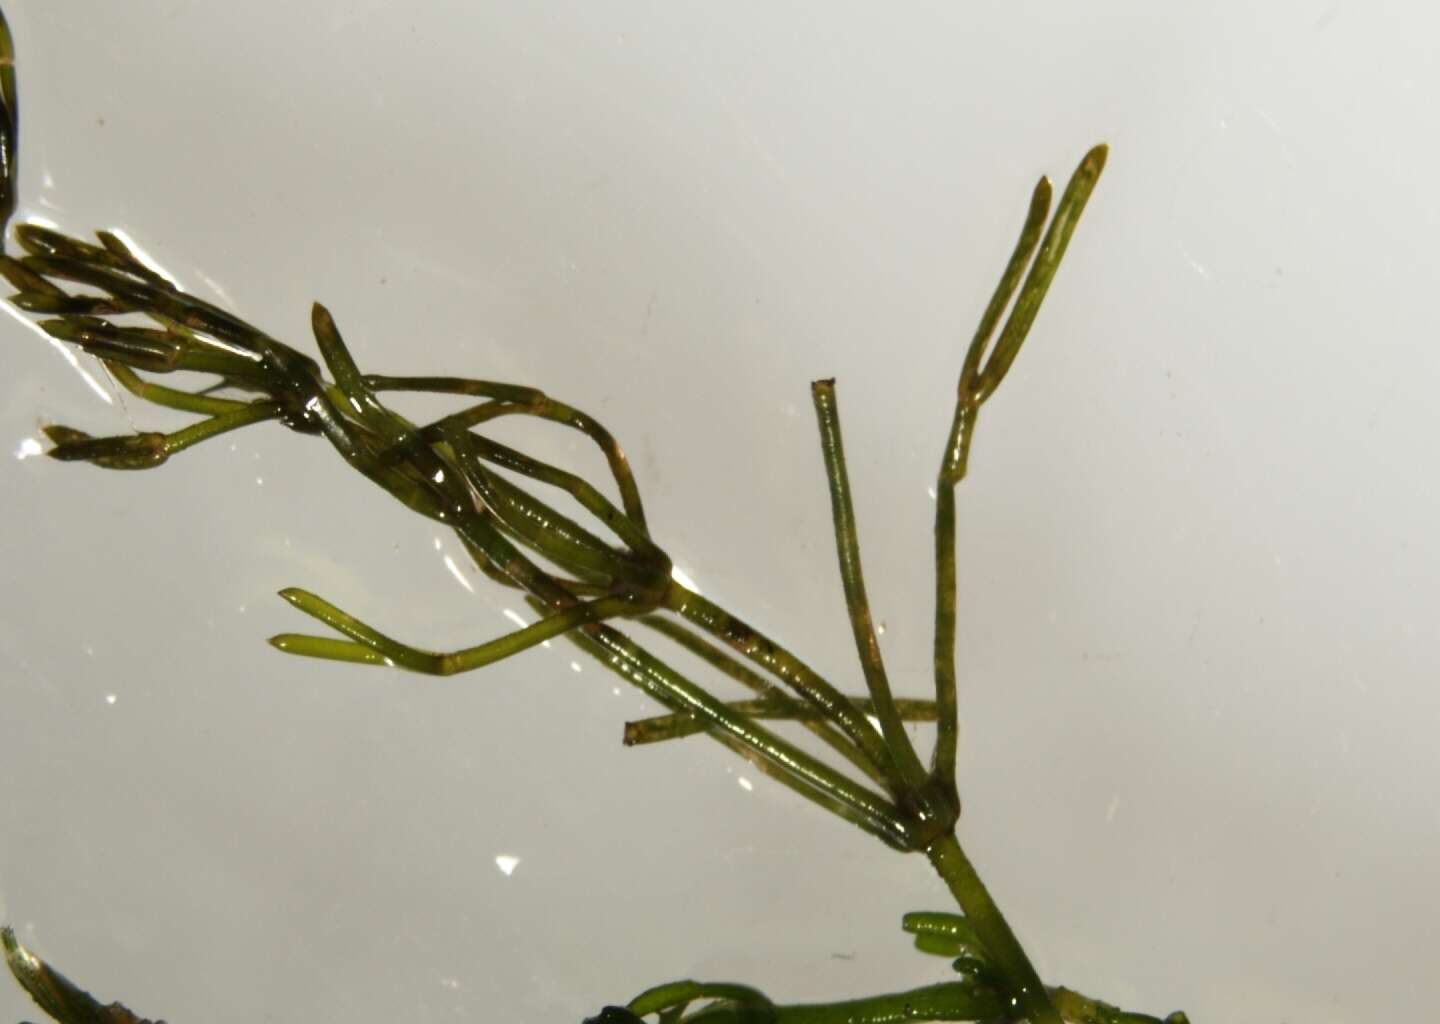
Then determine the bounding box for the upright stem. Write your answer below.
[930,445,964,786]
[811,378,931,792]
[926,832,1060,1024]
[918,148,1108,1023]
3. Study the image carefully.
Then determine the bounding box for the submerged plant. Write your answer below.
[0,11,1187,1024]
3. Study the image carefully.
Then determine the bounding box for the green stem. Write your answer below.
[450,428,654,552]
[105,361,251,415]
[624,696,937,744]
[269,588,637,675]
[628,980,773,1017]
[666,981,1006,1023]
[666,586,903,794]
[0,8,16,243]
[363,373,648,529]
[930,471,963,789]
[810,378,930,791]
[456,446,634,581]
[975,146,1108,402]
[637,613,891,788]
[42,401,282,469]
[553,612,912,847]
[926,833,1060,1024]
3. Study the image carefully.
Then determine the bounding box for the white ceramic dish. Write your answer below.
[2,4,1436,1022]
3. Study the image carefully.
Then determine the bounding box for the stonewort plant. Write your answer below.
[0,10,1186,1024]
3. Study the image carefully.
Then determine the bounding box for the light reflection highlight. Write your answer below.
[670,565,702,593]
[2,301,113,405]
[194,270,235,309]
[494,854,520,876]
[191,329,260,363]
[104,228,179,288]
[442,554,474,593]
[14,437,42,460]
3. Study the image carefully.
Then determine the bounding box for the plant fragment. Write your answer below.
[0,8,1189,1023]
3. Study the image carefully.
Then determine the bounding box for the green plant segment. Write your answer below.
[0,9,1188,1024]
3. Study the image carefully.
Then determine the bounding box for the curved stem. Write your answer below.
[628,980,773,1017]
[451,428,654,553]
[269,588,637,675]
[105,361,251,415]
[363,373,648,529]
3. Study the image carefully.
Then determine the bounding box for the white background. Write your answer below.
[1,3,1436,1022]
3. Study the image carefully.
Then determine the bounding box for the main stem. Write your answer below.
[926,832,1059,1024]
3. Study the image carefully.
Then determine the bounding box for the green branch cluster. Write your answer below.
[0,9,1187,1024]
